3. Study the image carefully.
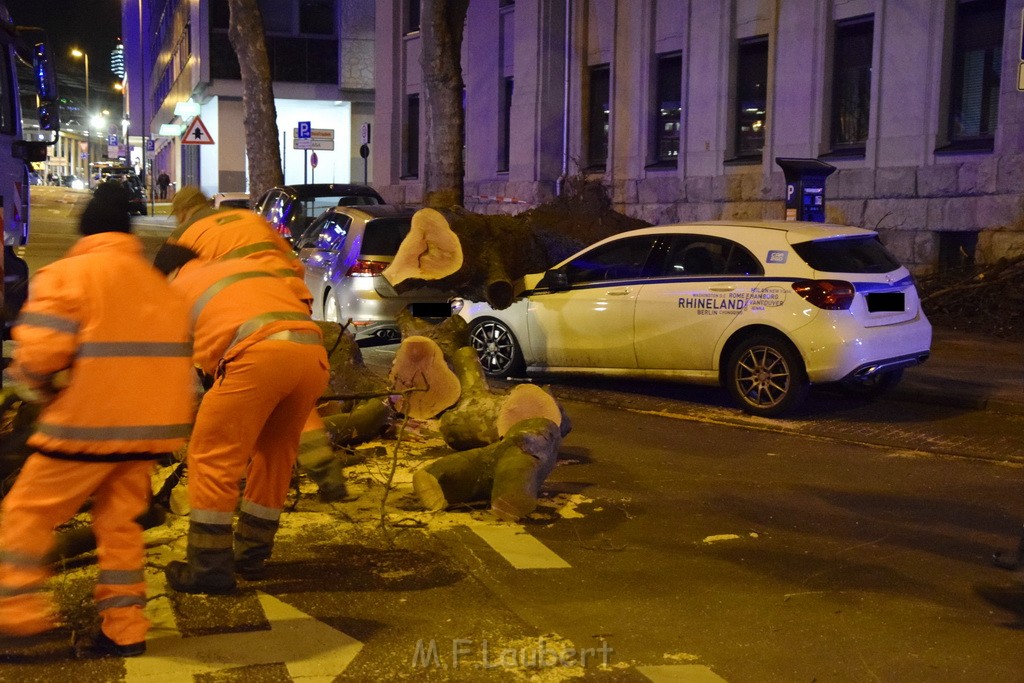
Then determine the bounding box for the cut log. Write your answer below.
[382,207,550,310]
[395,307,471,362]
[384,207,464,285]
[490,418,562,521]
[439,346,568,449]
[496,384,563,438]
[321,398,393,445]
[412,417,562,521]
[389,335,461,419]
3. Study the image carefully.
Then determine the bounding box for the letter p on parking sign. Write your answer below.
[298,121,312,139]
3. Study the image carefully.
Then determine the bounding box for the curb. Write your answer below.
[890,386,1024,416]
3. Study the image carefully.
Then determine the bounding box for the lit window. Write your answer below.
[654,53,682,164]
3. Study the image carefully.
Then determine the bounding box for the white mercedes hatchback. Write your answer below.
[459,220,932,417]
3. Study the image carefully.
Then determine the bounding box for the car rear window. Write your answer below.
[360,218,411,256]
[792,236,901,274]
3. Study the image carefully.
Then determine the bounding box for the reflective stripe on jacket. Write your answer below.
[170,259,323,376]
[10,233,196,456]
[167,208,312,309]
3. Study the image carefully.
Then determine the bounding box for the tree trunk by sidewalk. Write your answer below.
[228,0,283,200]
[420,0,469,209]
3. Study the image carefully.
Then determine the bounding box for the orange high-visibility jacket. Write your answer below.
[9,233,196,457]
[170,258,323,377]
[164,207,312,309]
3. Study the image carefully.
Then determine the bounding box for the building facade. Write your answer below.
[376,0,1024,271]
[122,0,376,198]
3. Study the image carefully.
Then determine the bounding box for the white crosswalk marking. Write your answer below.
[638,664,730,682]
[470,524,571,569]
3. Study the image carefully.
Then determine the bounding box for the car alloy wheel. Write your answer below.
[726,334,808,417]
[470,318,525,378]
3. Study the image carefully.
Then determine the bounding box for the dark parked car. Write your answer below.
[253,183,385,242]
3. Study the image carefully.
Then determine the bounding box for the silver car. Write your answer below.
[296,205,454,342]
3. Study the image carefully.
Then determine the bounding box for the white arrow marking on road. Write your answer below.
[125,583,362,682]
[638,664,730,682]
[469,524,571,569]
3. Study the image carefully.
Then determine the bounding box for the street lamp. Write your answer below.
[70,48,90,116]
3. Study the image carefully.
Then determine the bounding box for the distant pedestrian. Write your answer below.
[157,171,171,200]
[0,182,195,656]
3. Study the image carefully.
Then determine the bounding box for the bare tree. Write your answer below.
[420,0,469,209]
[227,0,283,199]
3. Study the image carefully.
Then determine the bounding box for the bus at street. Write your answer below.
[0,3,59,337]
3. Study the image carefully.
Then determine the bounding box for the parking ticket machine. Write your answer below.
[775,157,836,223]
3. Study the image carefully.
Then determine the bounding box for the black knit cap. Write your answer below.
[79,181,132,235]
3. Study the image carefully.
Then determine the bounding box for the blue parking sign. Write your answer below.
[297,121,312,139]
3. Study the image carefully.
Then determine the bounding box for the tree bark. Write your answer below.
[389,336,462,419]
[395,308,471,362]
[316,321,390,398]
[384,207,550,310]
[413,418,562,521]
[438,346,568,450]
[228,0,283,200]
[420,0,469,208]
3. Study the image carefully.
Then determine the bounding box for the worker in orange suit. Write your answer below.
[163,253,328,593]
[154,186,348,502]
[0,182,196,657]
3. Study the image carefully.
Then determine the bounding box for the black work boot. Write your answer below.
[165,521,236,594]
[234,508,280,581]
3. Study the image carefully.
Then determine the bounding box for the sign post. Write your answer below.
[360,123,371,185]
[310,151,318,183]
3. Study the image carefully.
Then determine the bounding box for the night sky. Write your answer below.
[6,0,122,79]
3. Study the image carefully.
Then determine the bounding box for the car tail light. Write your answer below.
[792,279,855,310]
[346,259,387,277]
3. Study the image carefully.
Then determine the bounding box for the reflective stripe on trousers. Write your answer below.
[0,455,153,642]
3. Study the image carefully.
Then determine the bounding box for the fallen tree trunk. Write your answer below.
[389,335,462,419]
[320,398,393,445]
[383,207,550,310]
[438,346,567,450]
[412,417,562,521]
[395,307,470,362]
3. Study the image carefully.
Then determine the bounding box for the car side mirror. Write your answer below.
[540,268,570,292]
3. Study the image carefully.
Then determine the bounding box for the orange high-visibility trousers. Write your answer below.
[187,339,328,515]
[0,454,152,643]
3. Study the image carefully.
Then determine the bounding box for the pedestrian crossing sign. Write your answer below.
[182,117,215,145]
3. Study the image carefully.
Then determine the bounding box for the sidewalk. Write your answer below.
[893,328,1024,415]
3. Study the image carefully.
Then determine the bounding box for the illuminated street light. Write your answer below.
[70,48,90,114]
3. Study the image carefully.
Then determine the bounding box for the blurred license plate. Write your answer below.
[411,302,451,318]
[867,292,904,312]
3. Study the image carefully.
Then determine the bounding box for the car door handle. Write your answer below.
[607,289,630,296]
[709,285,735,292]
